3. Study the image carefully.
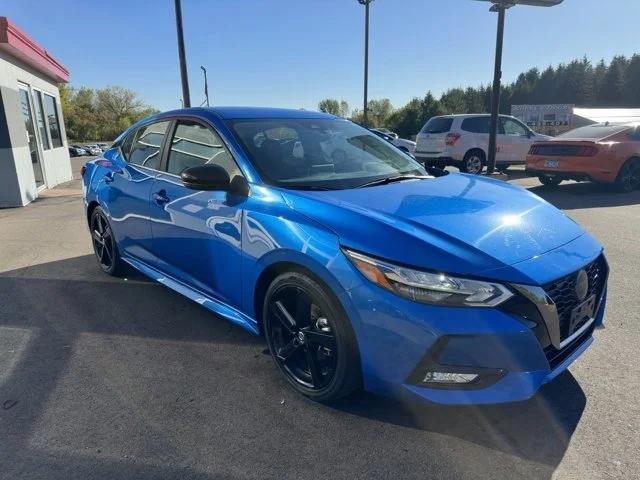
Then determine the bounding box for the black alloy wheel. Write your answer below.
[616,158,640,193]
[263,272,360,402]
[90,207,121,275]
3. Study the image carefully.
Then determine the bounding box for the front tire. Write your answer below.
[263,272,361,402]
[90,207,123,276]
[460,150,485,175]
[615,158,640,192]
[539,175,562,187]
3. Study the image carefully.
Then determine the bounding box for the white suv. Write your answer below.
[414,114,551,174]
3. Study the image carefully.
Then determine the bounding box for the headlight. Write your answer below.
[343,249,513,307]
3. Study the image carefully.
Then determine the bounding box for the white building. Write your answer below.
[0,17,72,207]
[511,104,640,137]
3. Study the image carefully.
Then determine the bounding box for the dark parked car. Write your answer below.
[69,145,88,157]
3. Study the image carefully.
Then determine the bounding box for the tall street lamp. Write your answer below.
[201,66,210,107]
[174,0,191,108]
[357,0,374,126]
[476,0,563,174]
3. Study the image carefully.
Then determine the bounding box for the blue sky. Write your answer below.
[5,0,640,112]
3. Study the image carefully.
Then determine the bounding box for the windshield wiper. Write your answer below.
[356,174,429,189]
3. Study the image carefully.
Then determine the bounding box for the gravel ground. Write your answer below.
[0,165,638,480]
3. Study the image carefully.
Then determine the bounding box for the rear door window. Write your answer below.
[461,117,491,134]
[128,121,170,169]
[421,117,453,134]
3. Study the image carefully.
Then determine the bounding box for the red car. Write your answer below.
[526,123,640,192]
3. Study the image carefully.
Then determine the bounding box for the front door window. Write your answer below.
[18,85,44,187]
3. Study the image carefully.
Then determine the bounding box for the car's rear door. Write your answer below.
[105,120,170,263]
[148,118,246,308]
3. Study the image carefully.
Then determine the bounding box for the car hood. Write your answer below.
[281,173,585,279]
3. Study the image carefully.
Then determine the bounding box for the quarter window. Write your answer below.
[43,94,63,148]
[120,130,135,160]
[166,121,240,178]
[33,91,50,150]
[128,121,170,169]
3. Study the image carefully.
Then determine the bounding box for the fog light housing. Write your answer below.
[422,371,479,384]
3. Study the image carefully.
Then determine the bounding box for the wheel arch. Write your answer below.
[251,253,350,336]
[620,155,640,171]
[86,200,100,226]
[464,147,486,162]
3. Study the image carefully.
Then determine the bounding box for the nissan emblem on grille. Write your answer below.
[575,269,589,301]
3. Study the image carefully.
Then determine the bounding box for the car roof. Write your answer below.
[155,106,337,121]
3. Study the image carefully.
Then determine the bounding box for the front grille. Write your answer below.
[544,323,595,370]
[543,255,607,341]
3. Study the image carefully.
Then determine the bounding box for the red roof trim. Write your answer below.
[0,17,69,83]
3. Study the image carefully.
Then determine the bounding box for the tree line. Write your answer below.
[319,54,640,138]
[60,84,158,141]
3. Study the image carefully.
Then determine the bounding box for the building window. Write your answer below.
[43,93,63,148]
[33,90,50,150]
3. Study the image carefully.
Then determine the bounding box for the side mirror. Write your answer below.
[181,164,231,191]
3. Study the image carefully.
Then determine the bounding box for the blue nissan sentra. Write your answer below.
[82,107,608,405]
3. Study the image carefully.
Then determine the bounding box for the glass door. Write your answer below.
[18,84,45,187]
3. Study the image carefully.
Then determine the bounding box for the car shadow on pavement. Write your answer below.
[0,254,584,480]
[526,182,640,210]
[0,255,264,480]
[332,372,585,470]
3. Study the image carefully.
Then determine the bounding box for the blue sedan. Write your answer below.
[82,107,608,404]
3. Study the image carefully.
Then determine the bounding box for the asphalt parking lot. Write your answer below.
[1,161,638,480]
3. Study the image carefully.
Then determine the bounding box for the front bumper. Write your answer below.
[338,240,606,405]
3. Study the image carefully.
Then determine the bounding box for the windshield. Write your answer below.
[559,124,629,139]
[227,118,425,189]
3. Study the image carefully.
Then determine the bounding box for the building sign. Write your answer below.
[511,104,574,128]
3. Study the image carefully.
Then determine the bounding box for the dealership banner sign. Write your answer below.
[511,104,574,127]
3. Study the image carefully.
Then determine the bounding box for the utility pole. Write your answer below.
[487,2,506,175]
[201,66,210,106]
[357,0,374,126]
[477,0,564,175]
[174,0,190,108]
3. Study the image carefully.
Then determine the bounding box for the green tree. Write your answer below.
[318,98,341,115]
[438,88,466,114]
[61,84,156,141]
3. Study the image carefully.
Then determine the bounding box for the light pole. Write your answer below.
[201,66,210,107]
[476,0,563,174]
[357,0,374,126]
[174,0,190,108]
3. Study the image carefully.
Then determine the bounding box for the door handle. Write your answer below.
[153,190,170,206]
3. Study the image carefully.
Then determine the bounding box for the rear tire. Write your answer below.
[615,158,640,193]
[90,207,123,276]
[460,150,485,175]
[539,175,562,187]
[263,271,361,402]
